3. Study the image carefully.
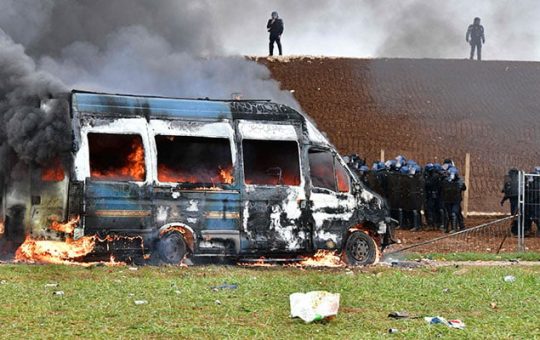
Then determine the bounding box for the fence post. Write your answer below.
[463,153,471,217]
[380,149,385,162]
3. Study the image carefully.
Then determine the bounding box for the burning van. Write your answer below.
[1,90,395,265]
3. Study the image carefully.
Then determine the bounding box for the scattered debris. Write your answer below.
[211,283,238,291]
[0,280,7,285]
[490,302,498,309]
[424,316,465,329]
[290,291,340,323]
[388,328,399,334]
[388,311,410,319]
[44,283,59,288]
[134,300,148,305]
[128,267,138,271]
[215,299,222,305]
[443,288,450,293]
[503,275,516,283]
[53,291,65,296]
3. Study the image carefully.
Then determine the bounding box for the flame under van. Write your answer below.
[1,90,396,265]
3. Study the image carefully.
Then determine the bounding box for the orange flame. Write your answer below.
[158,164,234,188]
[91,139,146,181]
[15,235,96,265]
[0,221,4,235]
[49,216,80,234]
[14,217,133,267]
[238,256,275,267]
[298,250,345,267]
[41,159,65,182]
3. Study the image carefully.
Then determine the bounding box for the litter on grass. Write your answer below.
[503,275,516,283]
[424,316,465,329]
[290,291,340,323]
[211,283,238,291]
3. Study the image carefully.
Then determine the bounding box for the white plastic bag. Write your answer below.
[290,291,340,323]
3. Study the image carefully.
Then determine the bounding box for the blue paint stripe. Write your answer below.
[73,92,232,119]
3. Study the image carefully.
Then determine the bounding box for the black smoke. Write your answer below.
[0,30,71,183]
[0,0,301,195]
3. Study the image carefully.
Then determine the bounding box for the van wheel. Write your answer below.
[342,231,377,266]
[158,232,187,264]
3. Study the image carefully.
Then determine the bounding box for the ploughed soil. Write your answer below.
[258,57,540,213]
[387,215,540,254]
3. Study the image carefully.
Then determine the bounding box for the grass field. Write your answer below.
[0,264,539,339]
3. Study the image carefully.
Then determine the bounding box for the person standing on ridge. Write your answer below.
[267,11,284,56]
[466,17,485,60]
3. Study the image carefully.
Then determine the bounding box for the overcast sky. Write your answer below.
[0,0,539,61]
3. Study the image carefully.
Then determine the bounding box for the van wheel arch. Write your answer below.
[341,223,380,266]
[156,224,196,264]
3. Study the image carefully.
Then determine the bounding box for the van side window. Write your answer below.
[308,150,336,191]
[335,160,351,192]
[88,133,146,181]
[156,136,233,185]
[243,140,301,186]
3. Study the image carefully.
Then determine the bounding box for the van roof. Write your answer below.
[71,90,303,122]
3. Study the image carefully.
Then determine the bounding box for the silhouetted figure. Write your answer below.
[267,11,284,56]
[466,17,485,60]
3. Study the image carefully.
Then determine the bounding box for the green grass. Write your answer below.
[0,264,539,339]
[403,252,540,262]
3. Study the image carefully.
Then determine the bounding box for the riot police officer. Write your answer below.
[466,17,486,60]
[441,167,466,233]
[524,167,540,236]
[267,11,284,56]
[501,168,519,214]
[424,163,444,230]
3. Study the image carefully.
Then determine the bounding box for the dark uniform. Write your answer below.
[466,17,485,60]
[267,13,284,56]
[441,176,466,233]
[524,175,540,236]
[425,170,444,229]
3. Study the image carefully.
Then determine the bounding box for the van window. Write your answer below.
[243,140,301,186]
[308,150,336,191]
[156,136,233,185]
[309,150,351,193]
[335,160,351,192]
[88,133,146,181]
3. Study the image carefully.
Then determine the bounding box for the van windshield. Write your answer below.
[308,149,350,193]
[243,140,301,186]
[156,136,233,185]
[89,133,146,181]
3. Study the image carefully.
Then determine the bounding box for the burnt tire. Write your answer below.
[343,231,377,266]
[158,232,187,264]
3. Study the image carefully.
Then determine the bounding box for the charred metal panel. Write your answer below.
[84,180,153,235]
[152,188,242,254]
[72,91,232,120]
[28,167,69,238]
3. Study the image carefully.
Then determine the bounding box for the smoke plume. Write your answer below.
[0,0,300,193]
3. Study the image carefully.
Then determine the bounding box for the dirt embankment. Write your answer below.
[259,56,540,212]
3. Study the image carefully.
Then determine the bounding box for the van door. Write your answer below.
[238,121,309,254]
[307,148,356,250]
[149,119,241,256]
[78,126,154,237]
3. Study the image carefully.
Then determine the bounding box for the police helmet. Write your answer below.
[534,166,540,174]
[400,166,410,174]
[271,11,279,18]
